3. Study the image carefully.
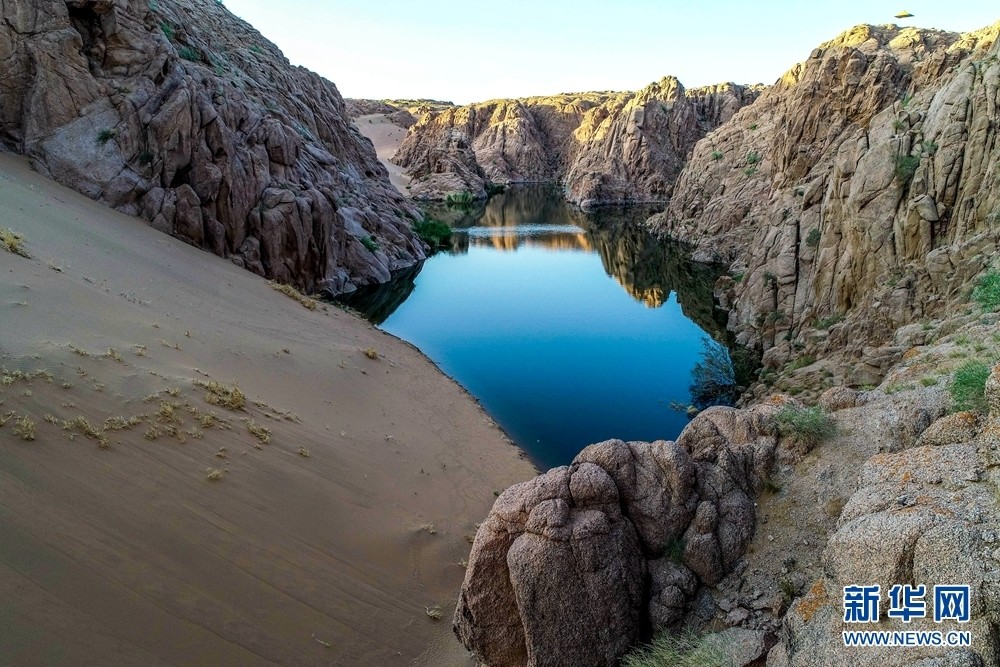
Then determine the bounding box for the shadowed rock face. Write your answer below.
[0,0,425,295]
[650,23,1000,372]
[454,399,800,667]
[392,81,761,206]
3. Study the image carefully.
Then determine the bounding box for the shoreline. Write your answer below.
[0,152,537,665]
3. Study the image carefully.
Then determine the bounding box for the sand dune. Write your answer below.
[0,153,534,665]
[354,114,413,196]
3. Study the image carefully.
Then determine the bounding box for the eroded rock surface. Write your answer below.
[651,23,1000,376]
[455,400,797,666]
[393,81,760,205]
[0,0,425,294]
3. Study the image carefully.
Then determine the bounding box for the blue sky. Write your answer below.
[224,1,998,104]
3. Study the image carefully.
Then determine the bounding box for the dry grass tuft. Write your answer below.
[424,606,443,621]
[268,280,319,310]
[155,401,182,425]
[363,346,379,360]
[13,416,36,441]
[62,416,109,448]
[195,380,246,411]
[297,446,310,458]
[206,468,223,481]
[244,419,271,444]
[1,227,30,258]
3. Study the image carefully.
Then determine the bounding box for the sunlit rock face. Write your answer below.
[393,82,761,205]
[651,22,1000,370]
[0,0,424,295]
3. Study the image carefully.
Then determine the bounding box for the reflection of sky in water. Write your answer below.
[460,224,586,237]
[341,189,724,471]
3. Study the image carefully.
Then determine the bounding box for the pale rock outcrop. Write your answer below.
[0,0,425,294]
[770,364,1000,667]
[455,399,802,666]
[393,82,761,206]
[651,23,1000,376]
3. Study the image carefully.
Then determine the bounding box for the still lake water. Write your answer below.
[342,187,728,471]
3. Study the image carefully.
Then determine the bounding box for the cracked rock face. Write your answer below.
[772,364,1000,667]
[455,401,793,667]
[393,80,760,206]
[650,23,1000,368]
[0,0,424,295]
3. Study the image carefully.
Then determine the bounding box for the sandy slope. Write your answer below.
[354,114,413,196]
[0,153,534,666]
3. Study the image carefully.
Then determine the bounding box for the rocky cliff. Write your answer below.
[455,21,1000,667]
[0,0,425,294]
[392,81,761,206]
[651,23,1000,387]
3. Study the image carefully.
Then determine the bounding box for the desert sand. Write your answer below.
[354,114,413,196]
[0,152,534,665]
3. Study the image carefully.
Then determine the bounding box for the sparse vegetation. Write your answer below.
[743,166,758,176]
[805,227,821,248]
[206,468,223,481]
[178,47,201,62]
[412,219,452,250]
[1,228,29,258]
[424,605,443,621]
[485,181,507,197]
[950,360,991,413]
[920,376,939,387]
[763,478,782,494]
[621,632,726,667]
[745,150,761,165]
[364,346,379,360]
[268,280,318,310]
[160,21,174,40]
[245,419,271,444]
[892,118,906,132]
[195,380,246,411]
[445,190,475,206]
[787,355,816,371]
[360,235,379,253]
[775,406,835,450]
[972,270,1000,311]
[63,416,110,448]
[13,416,36,441]
[710,150,724,160]
[894,154,920,184]
[816,314,843,330]
[97,128,117,145]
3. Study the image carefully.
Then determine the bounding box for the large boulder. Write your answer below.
[455,401,787,666]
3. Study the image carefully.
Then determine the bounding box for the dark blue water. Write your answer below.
[341,187,731,471]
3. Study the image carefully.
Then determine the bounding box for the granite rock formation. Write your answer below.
[651,23,1000,377]
[0,0,425,294]
[393,81,761,205]
[455,398,801,666]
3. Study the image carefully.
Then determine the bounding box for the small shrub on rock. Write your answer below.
[950,360,991,413]
[622,632,725,667]
[972,270,1000,311]
[775,405,834,452]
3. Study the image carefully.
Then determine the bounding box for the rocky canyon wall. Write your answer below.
[0,0,424,295]
[392,80,761,206]
[652,23,1000,377]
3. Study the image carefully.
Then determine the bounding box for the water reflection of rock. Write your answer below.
[340,186,727,338]
[582,213,728,339]
[335,262,423,325]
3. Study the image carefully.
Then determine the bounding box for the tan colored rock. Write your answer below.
[455,403,783,665]
[394,82,761,206]
[651,22,1000,370]
[0,0,425,295]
